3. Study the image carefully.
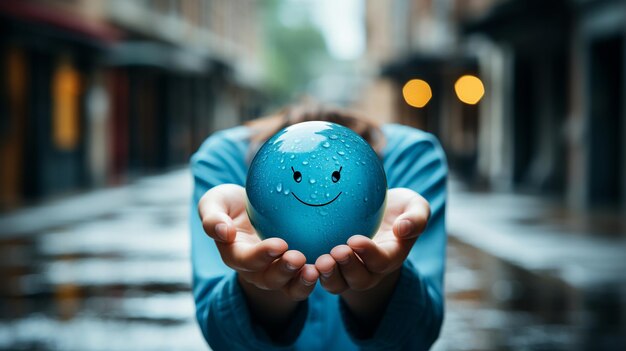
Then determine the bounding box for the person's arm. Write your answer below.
[190,129,316,350]
[316,127,447,349]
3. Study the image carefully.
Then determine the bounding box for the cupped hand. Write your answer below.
[198,184,319,301]
[315,187,430,294]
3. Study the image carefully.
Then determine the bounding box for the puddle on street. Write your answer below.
[434,238,590,351]
[0,200,206,351]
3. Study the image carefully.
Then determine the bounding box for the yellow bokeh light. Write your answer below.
[402,79,432,108]
[454,75,484,105]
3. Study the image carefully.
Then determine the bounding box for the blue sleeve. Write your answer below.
[340,125,447,350]
[189,128,307,350]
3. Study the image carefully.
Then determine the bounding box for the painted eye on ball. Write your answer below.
[331,167,342,183]
[291,167,302,183]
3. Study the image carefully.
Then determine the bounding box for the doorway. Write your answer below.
[588,35,624,207]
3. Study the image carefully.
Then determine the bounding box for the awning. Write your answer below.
[106,41,211,74]
[461,0,570,43]
[381,53,477,82]
[0,1,119,48]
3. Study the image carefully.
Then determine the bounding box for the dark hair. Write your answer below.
[246,102,386,157]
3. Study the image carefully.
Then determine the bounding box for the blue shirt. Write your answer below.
[190,124,447,350]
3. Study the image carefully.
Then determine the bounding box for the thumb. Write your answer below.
[198,185,240,243]
[393,196,430,239]
[202,211,236,243]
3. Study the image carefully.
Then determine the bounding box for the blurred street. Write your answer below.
[438,182,626,350]
[2,169,624,350]
[0,170,204,351]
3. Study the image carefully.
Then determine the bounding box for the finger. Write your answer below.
[393,195,430,239]
[284,264,318,301]
[330,245,374,291]
[205,219,237,243]
[199,186,242,242]
[347,235,391,274]
[261,250,306,290]
[315,254,348,294]
[218,237,288,272]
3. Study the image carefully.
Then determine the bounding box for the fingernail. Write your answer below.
[215,223,228,241]
[285,262,298,271]
[336,255,350,265]
[352,247,365,255]
[301,276,315,286]
[321,270,333,278]
[268,249,282,258]
[398,219,414,237]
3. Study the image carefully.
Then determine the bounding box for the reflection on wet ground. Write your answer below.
[0,170,623,350]
[0,171,206,351]
[435,180,626,351]
[434,239,580,351]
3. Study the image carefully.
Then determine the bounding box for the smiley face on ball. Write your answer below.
[290,165,342,207]
[246,121,387,263]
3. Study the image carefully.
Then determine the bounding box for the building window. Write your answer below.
[52,55,81,151]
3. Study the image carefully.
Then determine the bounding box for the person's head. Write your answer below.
[246,102,386,157]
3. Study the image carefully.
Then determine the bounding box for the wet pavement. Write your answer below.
[0,171,205,351]
[0,170,623,350]
[433,238,582,351]
[434,180,626,351]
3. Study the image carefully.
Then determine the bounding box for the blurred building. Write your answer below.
[0,0,264,209]
[359,0,626,348]
[359,0,490,176]
[360,0,625,212]
[462,0,626,214]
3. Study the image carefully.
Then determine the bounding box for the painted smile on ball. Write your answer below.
[291,166,343,207]
[292,191,342,207]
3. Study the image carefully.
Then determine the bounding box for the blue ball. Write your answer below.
[246,121,387,263]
